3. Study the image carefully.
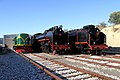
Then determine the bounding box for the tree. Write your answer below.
[108,11,120,24]
[99,22,107,27]
[96,22,107,30]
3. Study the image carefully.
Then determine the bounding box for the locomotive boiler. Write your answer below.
[35,25,71,54]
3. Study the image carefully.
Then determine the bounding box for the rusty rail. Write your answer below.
[17,52,62,80]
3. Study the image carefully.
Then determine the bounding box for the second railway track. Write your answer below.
[62,54,120,80]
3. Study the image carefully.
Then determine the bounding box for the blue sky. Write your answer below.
[0,0,120,38]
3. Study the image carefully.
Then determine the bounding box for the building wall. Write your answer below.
[0,38,3,46]
[101,24,120,47]
[4,34,18,49]
[0,38,3,44]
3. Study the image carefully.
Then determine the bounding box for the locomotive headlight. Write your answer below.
[55,42,57,45]
[68,43,69,44]
[59,33,62,36]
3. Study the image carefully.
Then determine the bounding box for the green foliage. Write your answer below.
[96,22,107,30]
[108,11,120,24]
[99,22,107,27]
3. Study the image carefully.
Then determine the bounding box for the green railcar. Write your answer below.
[13,33,32,53]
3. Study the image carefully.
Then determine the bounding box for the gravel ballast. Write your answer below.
[0,52,53,80]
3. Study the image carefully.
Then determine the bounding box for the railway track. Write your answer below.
[34,53,120,80]
[17,52,113,80]
[61,54,120,80]
[64,55,120,69]
[105,55,120,59]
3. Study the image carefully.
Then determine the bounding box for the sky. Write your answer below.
[0,0,120,38]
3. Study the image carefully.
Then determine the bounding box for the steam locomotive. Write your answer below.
[32,25,71,54]
[68,25,108,55]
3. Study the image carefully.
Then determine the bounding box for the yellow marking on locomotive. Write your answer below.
[16,35,25,42]
[13,44,32,46]
[75,42,88,45]
[25,36,29,41]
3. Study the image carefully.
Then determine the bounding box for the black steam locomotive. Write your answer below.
[68,25,108,55]
[32,25,71,54]
[32,25,108,55]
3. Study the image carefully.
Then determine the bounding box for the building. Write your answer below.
[0,38,3,46]
[4,34,18,49]
[0,38,3,44]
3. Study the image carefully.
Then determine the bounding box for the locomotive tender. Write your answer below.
[31,33,42,53]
